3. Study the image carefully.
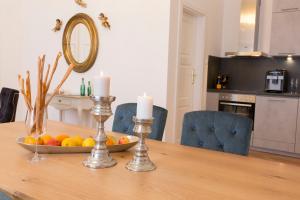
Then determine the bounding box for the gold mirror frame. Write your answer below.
[62,13,99,73]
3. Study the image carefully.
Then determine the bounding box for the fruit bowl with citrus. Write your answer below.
[17,133,138,154]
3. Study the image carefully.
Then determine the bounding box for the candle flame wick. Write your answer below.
[100,71,104,76]
[143,92,147,97]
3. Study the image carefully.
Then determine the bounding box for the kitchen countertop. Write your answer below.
[207,89,300,98]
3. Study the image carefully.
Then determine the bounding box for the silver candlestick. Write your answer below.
[83,96,117,169]
[126,116,156,172]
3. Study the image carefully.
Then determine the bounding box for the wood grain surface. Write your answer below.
[0,121,299,200]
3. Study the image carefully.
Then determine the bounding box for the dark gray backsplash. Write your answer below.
[207,55,300,92]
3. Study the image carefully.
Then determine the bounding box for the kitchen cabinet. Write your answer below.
[206,92,219,111]
[253,96,298,153]
[270,11,300,55]
[273,0,300,13]
[295,104,300,154]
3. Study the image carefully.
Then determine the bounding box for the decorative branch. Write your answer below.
[45,63,75,107]
[18,52,75,134]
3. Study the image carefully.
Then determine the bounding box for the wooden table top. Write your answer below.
[0,121,300,200]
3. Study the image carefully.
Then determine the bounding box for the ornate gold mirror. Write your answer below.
[62,13,99,73]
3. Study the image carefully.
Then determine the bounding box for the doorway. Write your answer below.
[174,8,206,144]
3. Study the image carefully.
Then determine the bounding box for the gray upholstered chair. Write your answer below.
[181,111,252,156]
[112,103,168,141]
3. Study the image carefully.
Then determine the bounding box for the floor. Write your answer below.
[249,150,300,166]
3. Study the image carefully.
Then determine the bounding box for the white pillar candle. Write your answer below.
[137,93,153,119]
[93,71,110,97]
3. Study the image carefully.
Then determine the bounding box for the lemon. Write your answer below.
[24,136,43,145]
[82,138,96,147]
[55,134,70,144]
[24,136,36,145]
[61,138,78,147]
[71,135,84,146]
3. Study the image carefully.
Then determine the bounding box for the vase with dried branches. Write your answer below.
[18,52,75,162]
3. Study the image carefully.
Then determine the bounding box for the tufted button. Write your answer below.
[198,141,204,147]
[119,116,124,120]
[232,130,237,136]
[219,144,224,149]
[210,127,215,133]
[190,126,196,132]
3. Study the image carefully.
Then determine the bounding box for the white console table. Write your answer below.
[47,94,93,126]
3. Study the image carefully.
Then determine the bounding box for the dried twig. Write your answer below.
[46,52,62,93]
[19,52,73,134]
[46,63,75,106]
[18,74,32,111]
[25,71,32,106]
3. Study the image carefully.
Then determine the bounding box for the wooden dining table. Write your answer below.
[0,121,300,200]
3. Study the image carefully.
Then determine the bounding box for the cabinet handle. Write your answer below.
[281,8,299,12]
[278,53,295,56]
[220,102,252,107]
[268,99,286,102]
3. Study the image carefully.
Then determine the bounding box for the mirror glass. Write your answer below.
[70,23,91,63]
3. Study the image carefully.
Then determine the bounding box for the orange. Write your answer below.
[106,135,117,146]
[41,134,53,145]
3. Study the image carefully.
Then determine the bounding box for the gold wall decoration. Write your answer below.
[75,0,87,8]
[62,13,99,73]
[99,13,111,30]
[52,19,63,32]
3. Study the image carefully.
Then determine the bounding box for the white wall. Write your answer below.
[165,0,224,142]
[0,0,171,129]
[0,0,227,143]
[0,2,22,91]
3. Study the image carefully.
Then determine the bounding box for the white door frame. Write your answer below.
[166,3,206,143]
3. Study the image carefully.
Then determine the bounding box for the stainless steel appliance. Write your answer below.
[219,93,256,128]
[265,69,288,93]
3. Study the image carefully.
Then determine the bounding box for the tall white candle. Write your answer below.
[93,71,110,97]
[137,93,153,119]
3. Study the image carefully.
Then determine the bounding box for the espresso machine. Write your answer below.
[265,69,288,93]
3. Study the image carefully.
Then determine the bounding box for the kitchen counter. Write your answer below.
[207,89,300,98]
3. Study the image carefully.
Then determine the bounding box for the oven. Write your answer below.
[218,93,256,128]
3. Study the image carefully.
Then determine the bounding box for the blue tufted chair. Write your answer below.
[181,111,252,156]
[112,103,168,141]
[0,88,19,123]
[0,191,11,200]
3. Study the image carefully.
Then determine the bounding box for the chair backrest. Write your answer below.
[0,87,19,123]
[112,103,168,141]
[0,192,11,200]
[181,111,252,156]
